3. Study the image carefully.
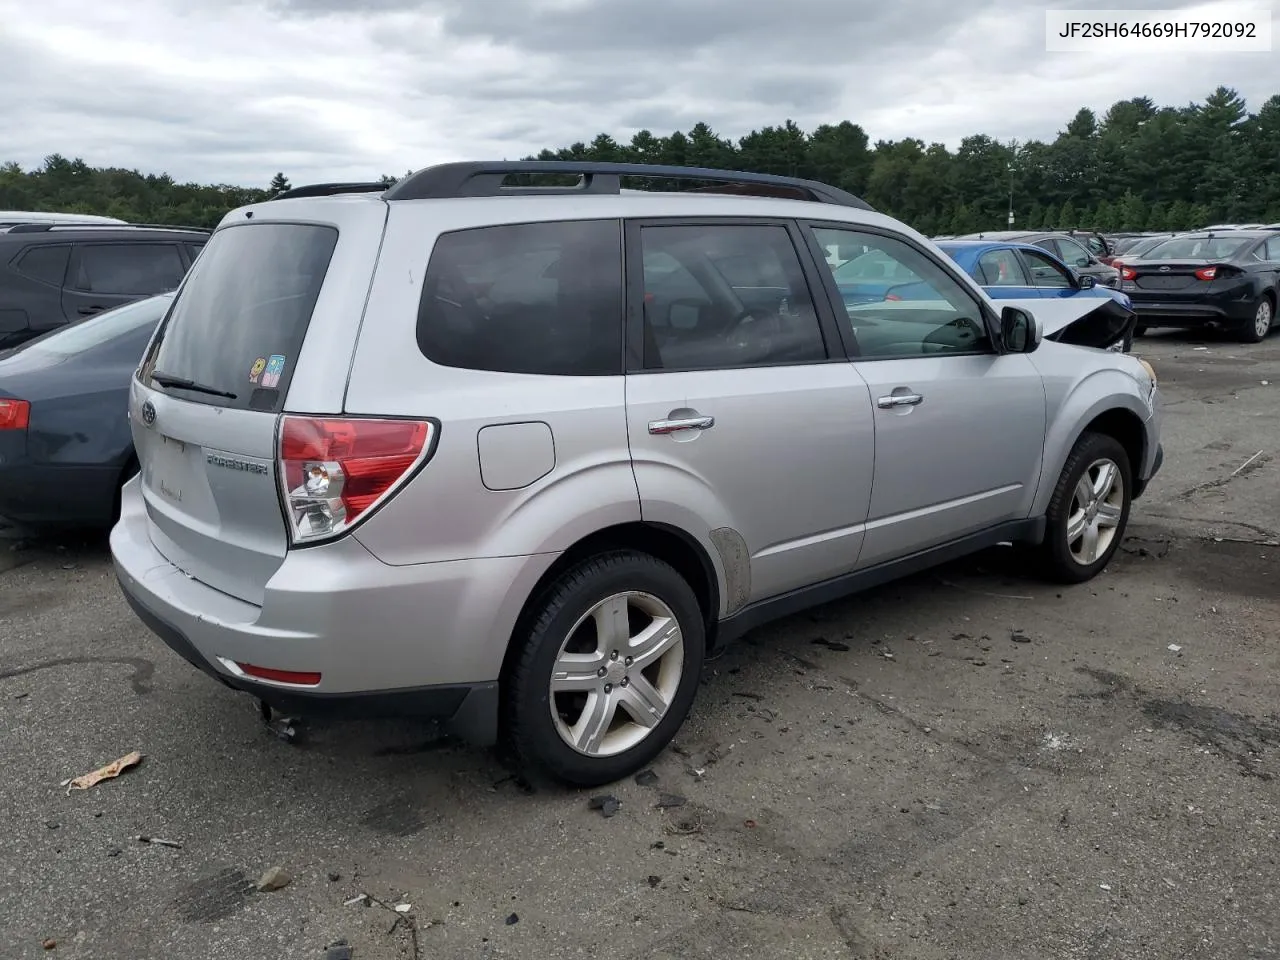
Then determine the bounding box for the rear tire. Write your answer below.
[1033,432,1132,584]
[1237,295,1273,344]
[504,550,705,787]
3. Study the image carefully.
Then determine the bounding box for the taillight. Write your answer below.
[1120,266,1137,281]
[1194,266,1218,281]
[0,398,29,430]
[278,416,435,544]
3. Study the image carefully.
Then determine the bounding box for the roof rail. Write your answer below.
[273,182,390,200]
[5,221,211,234]
[381,161,875,210]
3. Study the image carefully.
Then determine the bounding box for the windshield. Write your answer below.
[1145,237,1251,260]
[27,295,169,356]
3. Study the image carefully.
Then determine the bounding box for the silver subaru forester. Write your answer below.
[111,162,1163,786]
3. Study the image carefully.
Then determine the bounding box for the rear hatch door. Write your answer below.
[130,202,386,605]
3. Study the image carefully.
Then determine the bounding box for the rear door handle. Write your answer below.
[877,393,923,409]
[649,415,715,435]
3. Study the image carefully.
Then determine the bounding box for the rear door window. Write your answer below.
[1022,249,1074,288]
[417,219,624,376]
[72,243,187,295]
[140,223,338,411]
[15,245,71,286]
[977,248,1030,286]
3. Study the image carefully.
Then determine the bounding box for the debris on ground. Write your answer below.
[343,895,369,907]
[811,637,851,652]
[265,715,302,744]
[42,939,56,950]
[328,872,342,882]
[505,913,519,925]
[647,875,661,887]
[63,751,143,793]
[394,903,412,913]
[256,866,293,892]
[588,794,621,818]
[1011,631,1033,644]
[633,769,659,786]
[655,794,687,809]
[134,835,182,849]
[324,941,354,960]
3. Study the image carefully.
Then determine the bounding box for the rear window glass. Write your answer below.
[141,223,338,410]
[1146,237,1251,260]
[31,294,169,356]
[15,245,70,286]
[417,219,623,376]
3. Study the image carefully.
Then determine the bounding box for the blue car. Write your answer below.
[0,293,171,529]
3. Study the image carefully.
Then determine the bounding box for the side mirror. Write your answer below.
[1078,274,1097,289]
[1001,306,1040,353]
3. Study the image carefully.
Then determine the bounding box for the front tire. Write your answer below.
[1034,432,1132,584]
[1238,295,1273,344]
[504,551,705,787]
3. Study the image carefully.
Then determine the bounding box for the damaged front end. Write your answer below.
[1001,297,1137,353]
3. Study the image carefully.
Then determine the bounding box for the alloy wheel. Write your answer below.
[1066,458,1125,566]
[549,591,684,757]
[1255,300,1273,339]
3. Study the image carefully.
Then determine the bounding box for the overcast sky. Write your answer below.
[0,0,1273,189]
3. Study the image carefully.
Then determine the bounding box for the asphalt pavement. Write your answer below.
[1,329,1277,960]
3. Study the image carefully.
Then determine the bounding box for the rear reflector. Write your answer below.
[235,662,322,686]
[0,398,30,430]
[278,416,435,545]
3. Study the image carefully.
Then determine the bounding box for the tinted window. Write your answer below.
[28,295,168,357]
[15,245,70,286]
[141,223,337,410]
[417,220,623,376]
[1022,249,1073,288]
[638,223,826,371]
[976,248,1030,286]
[812,227,991,359]
[73,244,186,295]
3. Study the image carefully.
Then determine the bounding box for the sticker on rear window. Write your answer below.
[248,357,267,383]
[261,354,287,389]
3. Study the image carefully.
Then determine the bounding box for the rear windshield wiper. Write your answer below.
[151,370,238,400]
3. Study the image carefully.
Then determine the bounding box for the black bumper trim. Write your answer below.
[115,575,499,745]
[1134,443,1163,500]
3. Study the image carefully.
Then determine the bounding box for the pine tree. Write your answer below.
[268,172,291,194]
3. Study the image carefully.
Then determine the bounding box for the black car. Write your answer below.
[952,231,1120,287]
[0,293,171,528]
[0,222,206,349]
[1120,231,1280,343]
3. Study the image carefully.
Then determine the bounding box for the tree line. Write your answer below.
[2,86,1276,235]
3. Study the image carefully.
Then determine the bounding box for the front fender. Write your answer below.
[1030,355,1154,517]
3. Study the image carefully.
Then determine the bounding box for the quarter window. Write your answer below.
[417,220,623,376]
[811,227,992,359]
[15,245,71,286]
[636,223,827,371]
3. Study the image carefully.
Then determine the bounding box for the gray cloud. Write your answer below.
[0,0,1273,189]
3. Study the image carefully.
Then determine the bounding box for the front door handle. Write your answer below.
[877,393,924,409]
[649,415,715,435]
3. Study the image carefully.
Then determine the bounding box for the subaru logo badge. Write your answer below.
[141,399,157,427]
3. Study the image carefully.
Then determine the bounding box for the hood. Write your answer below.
[995,296,1135,350]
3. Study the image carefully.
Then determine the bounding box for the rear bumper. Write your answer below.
[110,478,558,744]
[1127,287,1257,325]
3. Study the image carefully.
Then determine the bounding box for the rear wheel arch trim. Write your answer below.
[501,520,724,682]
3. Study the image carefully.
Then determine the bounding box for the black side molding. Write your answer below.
[713,517,1046,646]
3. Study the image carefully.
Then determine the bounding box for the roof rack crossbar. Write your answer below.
[273,182,390,200]
[380,161,875,210]
[5,221,211,234]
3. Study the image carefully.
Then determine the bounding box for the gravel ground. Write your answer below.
[1,329,1277,960]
